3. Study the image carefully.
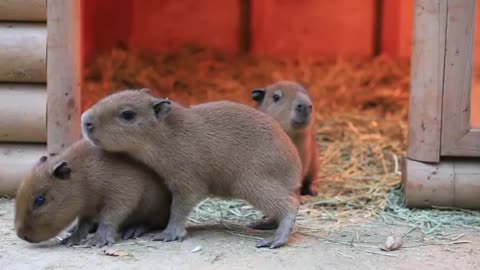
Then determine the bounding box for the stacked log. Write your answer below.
[0,0,47,196]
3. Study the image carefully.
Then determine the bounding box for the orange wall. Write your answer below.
[83,0,383,63]
[128,0,242,54]
[251,0,376,57]
[381,0,414,58]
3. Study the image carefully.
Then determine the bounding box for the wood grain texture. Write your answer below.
[404,157,480,209]
[407,0,447,162]
[0,143,45,196]
[0,23,46,82]
[0,84,46,142]
[0,0,46,21]
[441,0,480,156]
[47,0,82,155]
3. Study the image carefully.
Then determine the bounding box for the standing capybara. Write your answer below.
[80,89,303,248]
[15,139,172,247]
[252,81,319,196]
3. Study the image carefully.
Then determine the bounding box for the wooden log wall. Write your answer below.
[0,0,46,196]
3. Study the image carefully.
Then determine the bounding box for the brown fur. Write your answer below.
[14,139,171,247]
[80,89,302,248]
[252,81,319,196]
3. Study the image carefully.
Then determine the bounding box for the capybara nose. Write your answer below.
[17,230,30,242]
[81,113,95,133]
[295,103,312,114]
[85,121,94,132]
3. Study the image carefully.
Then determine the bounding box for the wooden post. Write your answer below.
[47,0,82,155]
[407,0,447,163]
[440,0,480,156]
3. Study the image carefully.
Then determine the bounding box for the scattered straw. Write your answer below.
[381,186,480,235]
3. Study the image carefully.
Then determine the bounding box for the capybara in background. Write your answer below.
[252,81,319,196]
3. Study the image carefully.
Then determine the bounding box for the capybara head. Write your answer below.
[15,155,81,243]
[81,89,172,153]
[252,81,314,134]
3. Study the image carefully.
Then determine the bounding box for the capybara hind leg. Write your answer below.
[256,207,297,248]
[152,193,201,242]
[239,182,299,248]
[248,217,278,230]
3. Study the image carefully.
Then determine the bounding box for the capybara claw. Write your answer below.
[151,228,187,242]
[256,236,287,249]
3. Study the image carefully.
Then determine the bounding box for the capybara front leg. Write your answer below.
[152,193,200,242]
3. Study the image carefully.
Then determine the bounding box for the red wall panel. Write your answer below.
[251,0,376,57]
[128,0,242,53]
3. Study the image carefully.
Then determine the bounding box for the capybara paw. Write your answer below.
[121,225,147,240]
[151,228,187,242]
[86,229,117,248]
[248,217,278,230]
[256,236,288,249]
[60,233,86,247]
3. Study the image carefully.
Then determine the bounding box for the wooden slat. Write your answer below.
[0,23,46,83]
[0,0,46,21]
[0,84,46,142]
[47,0,82,155]
[403,157,480,209]
[407,0,448,162]
[0,143,45,196]
[441,0,480,156]
[403,158,454,208]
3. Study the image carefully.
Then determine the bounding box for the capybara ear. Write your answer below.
[152,98,172,119]
[139,88,152,94]
[252,88,266,103]
[51,161,71,180]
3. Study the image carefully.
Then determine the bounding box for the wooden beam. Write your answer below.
[403,157,480,209]
[0,0,46,21]
[0,84,46,142]
[0,23,46,82]
[47,0,82,155]
[0,143,45,196]
[441,0,480,156]
[407,0,448,162]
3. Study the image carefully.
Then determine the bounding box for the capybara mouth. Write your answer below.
[85,133,102,146]
[291,118,310,129]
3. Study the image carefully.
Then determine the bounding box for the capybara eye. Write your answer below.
[120,111,136,121]
[273,94,281,103]
[33,195,46,209]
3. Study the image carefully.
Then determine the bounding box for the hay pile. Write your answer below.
[83,45,480,236]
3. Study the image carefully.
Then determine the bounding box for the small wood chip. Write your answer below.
[381,235,404,251]
[103,249,132,257]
